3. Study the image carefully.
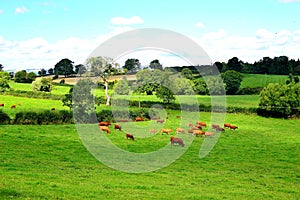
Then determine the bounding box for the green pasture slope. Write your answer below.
[240,74,288,88]
[1,112,299,199]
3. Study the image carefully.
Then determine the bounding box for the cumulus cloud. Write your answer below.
[110,16,144,25]
[195,22,205,28]
[15,6,28,14]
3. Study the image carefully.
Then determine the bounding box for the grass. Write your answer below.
[0,112,299,199]
[240,73,288,88]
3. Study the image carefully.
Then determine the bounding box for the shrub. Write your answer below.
[32,78,53,92]
[60,79,65,84]
[0,110,10,124]
[14,71,36,83]
[222,70,243,95]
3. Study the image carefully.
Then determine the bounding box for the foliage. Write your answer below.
[222,70,243,94]
[123,58,141,72]
[0,71,10,80]
[0,109,10,124]
[48,68,54,75]
[149,59,163,70]
[113,78,130,95]
[156,86,175,104]
[75,64,87,76]
[181,68,194,80]
[38,68,47,76]
[86,56,119,105]
[14,70,36,83]
[0,78,10,92]
[32,78,53,92]
[225,57,243,72]
[193,78,208,95]
[54,58,74,78]
[172,78,195,95]
[206,76,226,95]
[0,63,3,71]
[258,82,300,117]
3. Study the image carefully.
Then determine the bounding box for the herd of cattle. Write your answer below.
[98,117,238,147]
[0,103,56,111]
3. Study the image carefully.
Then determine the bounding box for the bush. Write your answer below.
[32,78,53,92]
[60,79,65,84]
[0,110,10,124]
[14,71,36,83]
[222,70,243,94]
[237,87,263,95]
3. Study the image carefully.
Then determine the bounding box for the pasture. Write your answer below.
[1,112,299,199]
[240,73,288,88]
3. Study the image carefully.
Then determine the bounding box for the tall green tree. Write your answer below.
[75,64,87,77]
[86,56,119,106]
[156,86,175,104]
[0,64,3,71]
[14,71,36,83]
[222,70,243,95]
[123,58,141,72]
[48,68,54,75]
[54,58,74,78]
[149,59,163,70]
[226,57,243,72]
[181,68,194,80]
[114,77,130,95]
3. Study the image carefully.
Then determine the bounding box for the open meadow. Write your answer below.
[0,112,299,199]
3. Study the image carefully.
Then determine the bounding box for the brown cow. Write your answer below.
[205,132,214,137]
[224,123,231,128]
[135,117,143,122]
[211,124,220,130]
[99,121,111,126]
[215,126,225,132]
[114,124,122,131]
[126,133,134,140]
[176,115,181,118]
[197,122,207,128]
[176,128,185,134]
[161,128,172,135]
[10,105,16,109]
[229,125,238,130]
[99,126,110,133]
[149,129,157,134]
[170,136,184,147]
[188,129,194,134]
[156,119,165,123]
[0,103,4,107]
[193,130,205,137]
[118,119,129,122]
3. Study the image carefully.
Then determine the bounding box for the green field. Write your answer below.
[1,112,299,199]
[240,74,288,88]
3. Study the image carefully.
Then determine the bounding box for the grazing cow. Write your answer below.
[170,136,184,147]
[161,128,172,135]
[0,103,4,107]
[188,129,194,134]
[229,125,238,130]
[176,115,181,118]
[126,133,134,140]
[195,124,203,130]
[135,117,143,122]
[114,124,122,131]
[99,121,111,126]
[205,132,214,137]
[176,128,185,134]
[10,105,16,109]
[51,108,56,111]
[119,119,129,122]
[156,119,165,123]
[149,129,157,134]
[99,126,110,133]
[197,122,207,128]
[211,124,220,130]
[215,126,225,132]
[191,126,200,130]
[224,123,231,128]
[193,130,205,137]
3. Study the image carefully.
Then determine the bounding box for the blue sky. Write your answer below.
[1,0,300,70]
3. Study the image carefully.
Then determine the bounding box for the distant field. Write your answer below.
[240,73,288,88]
[1,112,299,199]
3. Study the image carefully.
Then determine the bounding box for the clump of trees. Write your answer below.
[32,78,53,92]
[14,70,36,83]
[258,81,300,118]
[0,71,10,92]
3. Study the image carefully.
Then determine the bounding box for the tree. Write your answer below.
[206,76,226,95]
[222,70,243,95]
[193,79,208,95]
[114,77,130,95]
[213,62,224,73]
[48,68,54,75]
[181,68,194,80]
[27,72,37,83]
[0,64,3,71]
[86,56,119,106]
[75,64,87,77]
[149,59,163,70]
[14,71,36,83]
[123,58,141,72]
[156,86,175,104]
[32,78,53,92]
[226,57,243,72]
[54,58,74,78]
[0,71,10,80]
[172,78,194,95]
[38,68,47,76]
[0,78,10,92]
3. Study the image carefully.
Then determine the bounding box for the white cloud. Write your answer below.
[195,22,205,28]
[15,6,28,14]
[0,10,3,14]
[110,16,144,25]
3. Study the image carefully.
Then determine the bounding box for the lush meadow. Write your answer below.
[1,112,299,199]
